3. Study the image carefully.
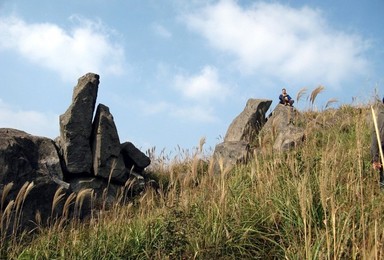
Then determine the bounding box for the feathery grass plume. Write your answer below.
[296,87,308,103]
[1,200,15,227]
[1,182,13,209]
[1,199,15,240]
[74,189,94,218]
[325,98,338,109]
[310,85,325,105]
[199,136,206,153]
[13,181,34,233]
[51,186,66,216]
[62,192,77,220]
[34,210,42,228]
[23,182,34,202]
[14,182,30,214]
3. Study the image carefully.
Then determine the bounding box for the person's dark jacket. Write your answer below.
[279,94,292,105]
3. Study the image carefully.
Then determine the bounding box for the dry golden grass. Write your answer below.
[1,102,384,259]
[310,85,325,105]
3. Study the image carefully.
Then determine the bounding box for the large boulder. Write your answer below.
[212,99,272,174]
[91,104,127,183]
[121,142,151,173]
[224,99,272,143]
[0,128,69,231]
[260,104,305,151]
[211,141,250,174]
[58,73,99,174]
[68,173,146,213]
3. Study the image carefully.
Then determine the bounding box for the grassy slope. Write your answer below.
[2,104,384,259]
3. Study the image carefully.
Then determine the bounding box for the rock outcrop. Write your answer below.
[212,99,272,173]
[212,100,306,173]
[0,128,68,231]
[0,73,152,233]
[259,104,305,151]
[224,99,272,143]
[58,73,99,174]
[91,104,127,183]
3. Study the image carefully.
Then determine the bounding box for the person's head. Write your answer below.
[282,88,287,94]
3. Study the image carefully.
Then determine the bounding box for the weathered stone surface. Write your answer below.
[212,141,251,174]
[58,73,99,174]
[121,142,151,173]
[0,128,64,187]
[69,177,119,211]
[260,104,305,151]
[224,99,272,143]
[273,125,305,151]
[0,128,68,231]
[0,73,157,234]
[91,104,127,183]
[68,174,146,213]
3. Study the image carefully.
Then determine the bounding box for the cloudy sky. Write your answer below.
[0,0,383,153]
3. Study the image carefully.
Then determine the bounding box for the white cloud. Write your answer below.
[0,99,58,138]
[173,65,230,102]
[0,15,125,81]
[185,1,370,87]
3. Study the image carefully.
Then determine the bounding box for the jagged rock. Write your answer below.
[212,99,271,174]
[224,99,272,143]
[58,73,99,174]
[211,141,251,173]
[0,128,69,231]
[69,177,120,212]
[121,142,151,173]
[0,73,155,233]
[260,104,305,151]
[69,173,146,213]
[273,125,305,151]
[91,104,127,183]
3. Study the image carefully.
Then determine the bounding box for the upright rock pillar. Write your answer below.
[58,73,99,174]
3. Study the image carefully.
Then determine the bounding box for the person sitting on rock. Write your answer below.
[279,88,294,106]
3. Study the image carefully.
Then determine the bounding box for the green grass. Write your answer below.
[2,104,384,259]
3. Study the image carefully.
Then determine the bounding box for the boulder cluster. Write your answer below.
[0,74,307,232]
[212,99,306,173]
[0,73,151,231]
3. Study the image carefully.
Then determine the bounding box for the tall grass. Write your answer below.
[1,103,384,259]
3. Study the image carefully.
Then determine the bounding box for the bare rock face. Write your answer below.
[58,73,99,174]
[91,104,127,183]
[211,141,250,174]
[224,99,272,143]
[121,142,151,173]
[0,128,68,231]
[260,104,305,151]
[0,128,64,186]
[212,99,272,173]
[0,73,154,232]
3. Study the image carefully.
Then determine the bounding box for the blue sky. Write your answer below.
[0,0,383,153]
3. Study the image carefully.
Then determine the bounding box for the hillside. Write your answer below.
[2,104,384,259]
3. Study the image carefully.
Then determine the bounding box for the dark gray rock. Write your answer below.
[0,128,69,231]
[91,104,127,183]
[69,177,119,212]
[121,142,151,173]
[68,173,146,214]
[58,73,99,174]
